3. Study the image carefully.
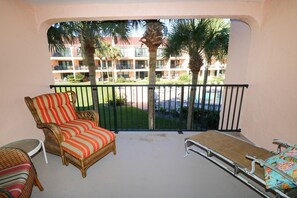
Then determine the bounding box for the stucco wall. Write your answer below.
[225,20,251,84]
[0,0,53,146]
[237,0,297,149]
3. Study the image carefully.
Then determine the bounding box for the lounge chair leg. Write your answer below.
[184,139,191,157]
[34,177,44,191]
[80,160,87,178]
[113,142,117,155]
[207,150,213,157]
[82,170,87,178]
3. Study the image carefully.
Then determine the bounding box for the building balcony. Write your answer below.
[170,65,184,69]
[135,65,148,69]
[116,65,133,70]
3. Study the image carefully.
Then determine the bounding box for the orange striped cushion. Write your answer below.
[0,162,31,198]
[60,119,96,140]
[61,127,115,159]
[32,92,77,125]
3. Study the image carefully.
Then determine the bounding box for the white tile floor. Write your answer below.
[31,132,262,198]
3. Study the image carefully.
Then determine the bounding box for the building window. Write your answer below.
[156,71,164,78]
[52,48,72,57]
[157,48,164,57]
[75,47,81,57]
[118,72,130,79]
[102,60,112,69]
[120,48,133,57]
[135,48,148,57]
[136,71,148,79]
[135,60,148,69]
[156,60,164,68]
[57,61,72,70]
[170,60,180,68]
[117,60,132,69]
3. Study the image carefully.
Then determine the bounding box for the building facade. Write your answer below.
[50,37,226,83]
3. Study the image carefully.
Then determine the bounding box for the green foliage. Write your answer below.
[159,107,166,113]
[116,77,126,83]
[157,107,220,130]
[67,73,85,83]
[210,76,225,84]
[76,73,85,81]
[108,97,126,106]
[178,74,190,81]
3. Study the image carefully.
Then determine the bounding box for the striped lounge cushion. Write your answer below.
[61,127,115,159]
[0,163,31,198]
[32,92,77,125]
[60,119,96,140]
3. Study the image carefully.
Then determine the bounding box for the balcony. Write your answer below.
[31,131,261,197]
[116,64,133,70]
[135,61,148,69]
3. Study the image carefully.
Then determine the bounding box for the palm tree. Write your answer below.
[164,19,229,130]
[139,20,167,129]
[201,24,230,127]
[203,22,230,85]
[95,40,122,83]
[47,20,130,111]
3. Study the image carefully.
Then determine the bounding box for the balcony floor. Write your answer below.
[31,132,262,198]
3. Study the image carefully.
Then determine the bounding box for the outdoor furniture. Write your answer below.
[24,91,116,178]
[3,139,48,164]
[184,130,297,198]
[0,147,43,198]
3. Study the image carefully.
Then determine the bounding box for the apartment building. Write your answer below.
[50,37,226,83]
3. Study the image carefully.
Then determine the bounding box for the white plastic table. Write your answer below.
[3,139,48,164]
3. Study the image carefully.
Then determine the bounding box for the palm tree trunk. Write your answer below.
[201,65,209,110]
[81,39,99,112]
[187,71,198,130]
[148,48,157,130]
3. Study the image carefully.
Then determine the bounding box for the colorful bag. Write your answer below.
[264,145,297,190]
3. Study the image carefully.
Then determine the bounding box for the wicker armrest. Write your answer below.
[37,123,63,143]
[0,148,31,170]
[76,110,99,126]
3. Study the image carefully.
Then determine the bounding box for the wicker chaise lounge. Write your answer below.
[185,131,297,198]
[25,91,116,178]
[0,147,43,198]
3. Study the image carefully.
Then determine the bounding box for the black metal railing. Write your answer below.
[50,84,248,133]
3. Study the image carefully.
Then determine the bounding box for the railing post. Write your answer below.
[111,86,118,133]
[148,86,155,130]
[179,86,184,134]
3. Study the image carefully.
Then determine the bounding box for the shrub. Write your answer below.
[179,74,190,81]
[210,76,225,84]
[76,73,85,82]
[67,74,75,83]
[108,96,126,106]
[174,107,220,129]
[116,77,125,83]
[67,73,85,83]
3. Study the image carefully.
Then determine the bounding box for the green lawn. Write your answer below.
[78,104,184,131]
[52,81,218,131]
